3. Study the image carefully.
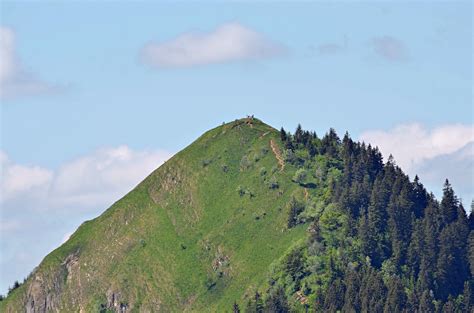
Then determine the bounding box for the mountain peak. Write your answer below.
[2,120,471,312]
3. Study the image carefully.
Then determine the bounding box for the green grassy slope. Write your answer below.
[1,118,318,312]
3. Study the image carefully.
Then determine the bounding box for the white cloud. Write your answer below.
[141,22,286,68]
[0,26,54,100]
[0,146,172,294]
[0,146,172,210]
[416,142,473,204]
[1,153,53,201]
[360,123,474,172]
[360,123,474,205]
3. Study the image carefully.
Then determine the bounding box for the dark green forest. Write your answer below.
[239,125,473,313]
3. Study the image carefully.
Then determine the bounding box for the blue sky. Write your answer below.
[0,1,472,294]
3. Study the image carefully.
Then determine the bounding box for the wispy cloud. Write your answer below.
[0,146,173,293]
[360,123,473,171]
[370,36,407,61]
[140,22,286,68]
[0,26,56,100]
[1,146,172,210]
[360,123,474,204]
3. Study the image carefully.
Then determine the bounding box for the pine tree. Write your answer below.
[384,276,407,313]
[469,232,474,278]
[365,175,390,267]
[284,138,294,151]
[440,179,458,224]
[412,175,428,218]
[435,207,470,300]
[280,127,287,142]
[407,219,423,279]
[343,269,361,312]
[470,200,474,230]
[442,297,456,313]
[418,290,435,312]
[264,286,289,313]
[321,128,340,158]
[360,267,386,313]
[287,197,304,228]
[416,202,440,292]
[295,124,303,144]
[462,281,473,312]
[284,248,306,286]
[323,278,345,312]
[387,180,414,268]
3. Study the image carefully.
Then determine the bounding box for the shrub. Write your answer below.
[202,159,212,167]
[292,169,308,185]
[287,197,305,228]
[267,176,279,189]
[237,185,246,197]
[240,155,252,170]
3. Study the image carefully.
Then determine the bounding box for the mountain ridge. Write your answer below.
[1,117,472,312]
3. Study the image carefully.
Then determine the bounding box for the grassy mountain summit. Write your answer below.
[1,118,311,312]
[1,117,473,312]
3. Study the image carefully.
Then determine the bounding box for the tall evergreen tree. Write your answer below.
[412,175,428,218]
[360,267,386,313]
[418,290,435,313]
[264,286,289,313]
[440,179,458,224]
[435,216,470,300]
[384,277,407,313]
[343,269,361,312]
[364,175,390,267]
[323,278,345,312]
[280,127,287,142]
[462,281,473,312]
[295,124,303,144]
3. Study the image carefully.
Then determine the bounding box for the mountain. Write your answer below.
[1,118,472,312]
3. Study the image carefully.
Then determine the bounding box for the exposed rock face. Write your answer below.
[24,273,62,313]
[104,290,128,313]
[22,250,81,313]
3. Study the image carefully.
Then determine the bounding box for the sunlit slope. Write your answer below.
[2,118,311,312]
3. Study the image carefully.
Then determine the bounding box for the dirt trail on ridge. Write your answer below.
[270,139,285,171]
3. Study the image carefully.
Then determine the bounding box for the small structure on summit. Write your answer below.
[246,115,255,126]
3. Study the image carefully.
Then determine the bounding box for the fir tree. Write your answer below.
[384,277,407,313]
[280,127,287,142]
[440,179,458,224]
[418,290,435,312]
[264,286,289,313]
[323,278,345,312]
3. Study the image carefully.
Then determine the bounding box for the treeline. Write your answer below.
[0,280,24,301]
[236,125,473,312]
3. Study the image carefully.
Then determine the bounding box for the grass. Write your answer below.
[1,118,322,312]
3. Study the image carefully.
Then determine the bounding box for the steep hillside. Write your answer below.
[1,118,472,313]
[1,118,317,312]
